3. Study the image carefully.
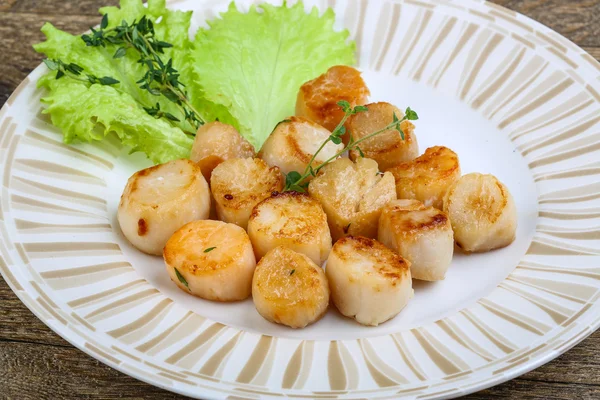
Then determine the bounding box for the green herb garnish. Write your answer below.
[43,59,119,86]
[80,14,204,130]
[204,247,216,253]
[290,269,295,275]
[283,103,418,192]
[174,267,189,289]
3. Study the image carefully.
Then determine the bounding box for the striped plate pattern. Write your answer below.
[2,0,600,399]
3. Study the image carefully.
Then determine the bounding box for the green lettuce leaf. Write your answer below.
[190,1,355,149]
[39,77,193,163]
[33,0,198,162]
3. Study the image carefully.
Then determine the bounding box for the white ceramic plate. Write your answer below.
[2,0,600,398]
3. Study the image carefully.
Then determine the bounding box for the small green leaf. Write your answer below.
[336,100,351,112]
[290,269,295,276]
[43,59,59,71]
[66,63,84,75]
[55,70,65,79]
[392,111,399,123]
[100,14,109,30]
[204,247,216,253]
[164,113,181,122]
[98,76,120,85]
[330,135,342,145]
[174,268,189,289]
[132,26,140,42]
[286,171,302,187]
[113,47,127,59]
[161,89,180,103]
[405,107,419,121]
[356,146,365,158]
[353,105,368,113]
[397,126,405,140]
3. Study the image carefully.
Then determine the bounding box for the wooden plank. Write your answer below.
[1,0,600,399]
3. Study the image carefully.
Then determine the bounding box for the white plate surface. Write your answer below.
[1,0,600,399]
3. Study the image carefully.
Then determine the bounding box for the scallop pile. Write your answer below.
[118,65,518,328]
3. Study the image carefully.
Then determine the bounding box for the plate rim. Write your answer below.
[1,0,600,398]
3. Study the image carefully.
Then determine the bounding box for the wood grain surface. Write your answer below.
[1,0,600,399]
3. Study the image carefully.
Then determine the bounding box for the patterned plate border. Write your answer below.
[1,0,600,399]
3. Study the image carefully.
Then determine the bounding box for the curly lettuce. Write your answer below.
[33,0,355,163]
[190,2,355,149]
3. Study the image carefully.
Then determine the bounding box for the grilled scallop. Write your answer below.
[443,173,517,252]
[387,146,461,210]
[378,200,453,281]
[118,159,210,255]
[164,220,256,301]
[252,246,329,328]
[247,192,332,265]
[210,158,284,230]
[308,157,396,242]
[326,236,412,326]
[296,65,370,131]
[258,116,343,176]
[190,121,256,182]
[345,102,419,171]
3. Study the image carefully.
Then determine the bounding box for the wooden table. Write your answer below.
[1,0,600,398]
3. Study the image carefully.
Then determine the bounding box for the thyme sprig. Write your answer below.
[43,59,120,86]
[81,14,204,130]
[283,101,419,192]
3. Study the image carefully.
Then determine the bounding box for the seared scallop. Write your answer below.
[296,65,370,131]
[345,102,418,171]
[118,159,210,255]
[258,116,343,176]
[308,157,396,242]
[247,192,332,265]
[443,173,517,252]
[164,220,256,301]
[387,146,461,210]
[190,121,256,182]
[252,246,329,328]
[211,158,284,230]
[326,236,412,326]
[378,200,453,281]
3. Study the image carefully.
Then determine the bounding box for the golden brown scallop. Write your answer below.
[190,121,256,182]
[378,199,454,281]
[117,159,210,255]
[164,220,256,301]
[210,158,284,230]
[258,116,343,176]
[308,157,396,242]
[252,246,330,329]
[345,102,419,171]
[443,173,517,252]
[326,236,413,326]
[247,192,332,265]
[296,65,370,131]
[387,146,461,210]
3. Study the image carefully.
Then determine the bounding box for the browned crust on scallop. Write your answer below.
[125,159,199,202]
[445,174,508,225]
[285,121,312,164]
[388,146,459,180]
[211,159,283,211]
[298,66,370,131]
[163,220,249,275]
[332,236,410,284]
[382,203,451,235]
[249,192,327,239]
